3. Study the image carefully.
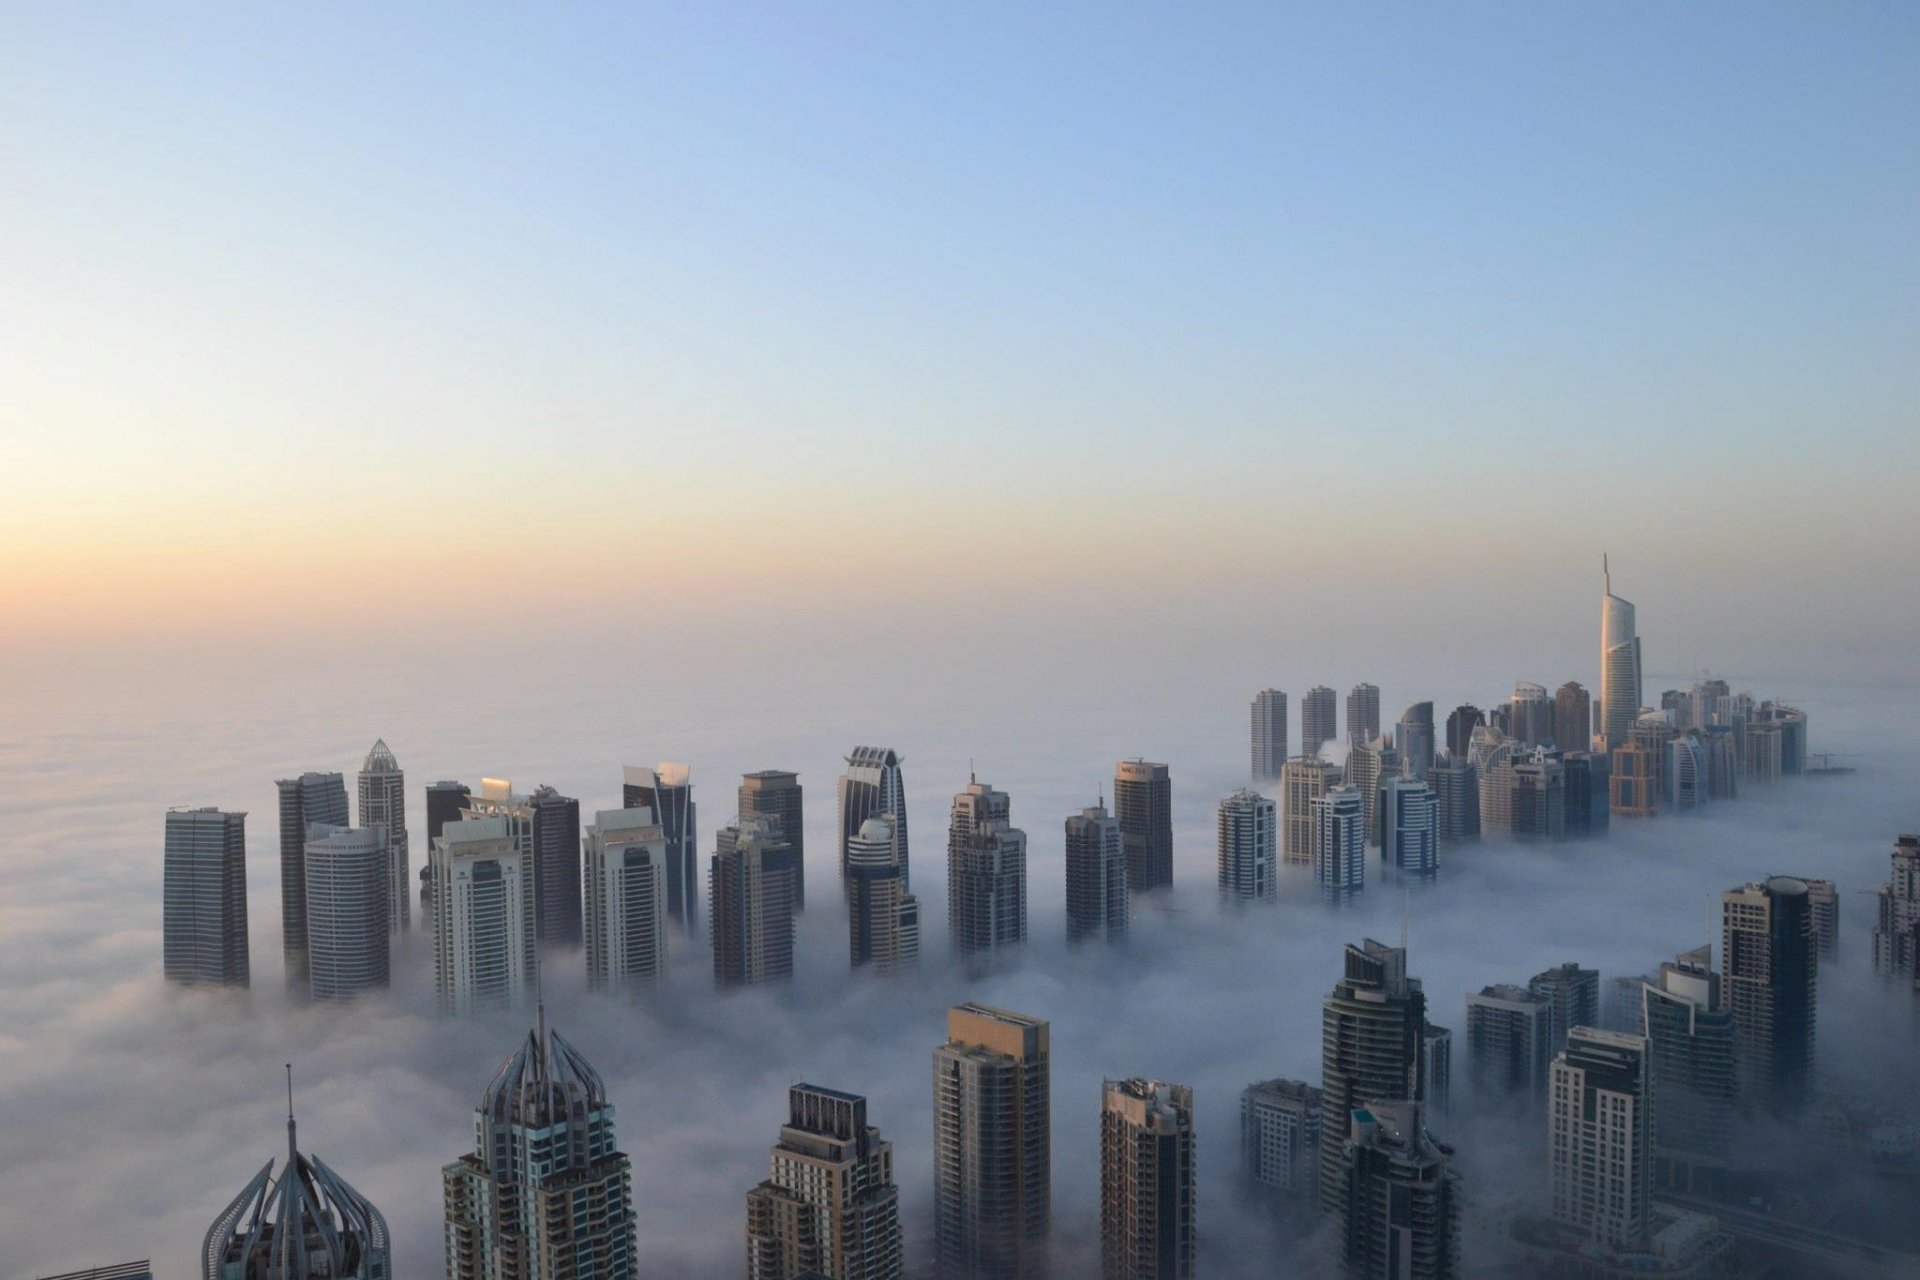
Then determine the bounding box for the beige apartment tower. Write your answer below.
[746,1084,903,1280]
[1100,1079,1196,1280]
[1282,757,1341,866]
[933,1003,1051,1280]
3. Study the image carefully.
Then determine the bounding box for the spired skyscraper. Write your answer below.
[1721,877,1817,1115]
[739,770,805,911]
[840,747,909,894]
[1065,800,1128,943]
[947,778,1027,962]
[355,740,409,933]
[848,815,920,971]
[583,807,670,991]
[746,1084,904,1280]
[1346,683,1380,745]
[443,1012,638,1280]
[1250,688,1288,781]
[1112,759,1173,892]
[204,1075,390,1280]
[432,816,537,1015]
[276,770,348,994]
[933,1003,1051,1280]
[623,764,698,931]
[1099,1079,1196,1280]
[1216,788,1277,901]
[712,816,798,986]
[302,824,390,1000]
[1599,558,1643,752]
[163,807,249,989]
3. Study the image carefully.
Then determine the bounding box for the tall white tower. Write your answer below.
[1600,557,1643,751]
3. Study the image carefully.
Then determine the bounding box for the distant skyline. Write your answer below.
[3,6,1918,673]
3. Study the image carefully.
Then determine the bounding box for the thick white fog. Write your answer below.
[4,640,1917,1278]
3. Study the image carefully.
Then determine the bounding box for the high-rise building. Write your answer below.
[1599,558,1643,751]
[1379,776,1437,880]
[1509,749,1565,842]
[1527,963,1600,1053]
[1301,686,1338,757]
[1668,733,1709,810]
[1465,985,1554,1106]
[1251,688,1288,781]
[1337,1100,1459,1279]
[1743,722,1783,785]
[1112,760,1172,891]
[443,1012,637,1280]
[746,1084,903,1280]
[712,817,798,986]
[204,1084,389,1280]
[1642,947,1736,1196]
[302,824,390,1000]
[740,771,805,911]
[276,771,348,993]
[1802,877,1838,962]
[839,747,908,893]
[1553,682,1591,753]
[1561,751,1609,839]
[432,817,537,1015]
[461,781,543,991]
[1217,788,1277,901]
[849,815,919,971]
[356,739,409,933]
[163,807,249,988]
[527,784,582,947]
[1474,734,1519,835]
[1422,1024,1453,1121]
[624,764,699,930]
[1320,939,1426,1216]
[1873,835,1920,984]
[1396,702,1436,781]
[1509,682,1553,747]
[1754,701,1809,774]
[1703,729,1740,799]
[1428,752,1478,845]
[1721,877,1817,1114]
[422,779,471,924]
[1549,1029,1653,1250]
[1065,802,1128,943]
[1241,1078,1321,1198]
[1282,757,1341,866]
[948,778,1027,961]
[1608,740,1660,818]
[1602,974,1655,1035]
[1312,784,1365,906]
[1100,1079,1195,1280]
[1346,683,1381,746]
[933,1004,1050,1280]
[1344,736,1397,846]
[584,807,669,991]
[1444,705,1484,761]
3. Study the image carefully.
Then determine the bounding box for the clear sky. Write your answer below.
[3,5,1917,673]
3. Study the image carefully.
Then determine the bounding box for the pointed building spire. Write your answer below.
[1604,552,1611,595]
[285,1063,297,1165]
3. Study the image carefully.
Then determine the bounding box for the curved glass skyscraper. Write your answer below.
[1600,557,1643,751]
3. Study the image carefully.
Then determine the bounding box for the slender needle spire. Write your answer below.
[285,1063,297,1165]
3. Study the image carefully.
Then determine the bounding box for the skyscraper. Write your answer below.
[1527,963,1600,1053]
[1320,939,1426,1216]
[948,778,1027,961]
[933,1003,1051,1280]
[302,824,390,1000]
[584,807,669,991]
[1312,784,1365,906]
[1112,759,1172,891]
[432,816,537,1015]
[443,1012,638,1280]
[849,815,919,971]
[1873,835,1920,984]
[712,816,797,986]
[1065,802,1129,943]
[1395,702,1435,781]
[1802,877,1838,962]
[1337,1100,1459,1279]
[1549,1029,1653,1250]
[1379,776,1437,880]
[839,747,908,893]
[355,739,409,933]
[624,764,698,930]
[1668,732,1709,810]
[1553,682,1591,753]
[1743,721,1784,784]
[1599,558,1643,751]
[740,770,805,911]
[1509,682,1553,747]
[1465,985,1554,1106]
[1346,683,1380,746]
[1561,751,1608,839]
[1642,947,1736,1195]
[1099,1079,1195,1280]
[1428,752,1478,845]
[1509,749,1566,842]
[276,771,348,993]
[422,778,471,925]
[527,784,582,947]
[461,780,542,991]
[1281,756,1341,866]
[1608,739,1661,818]
[163,807,249,988]
[1251,688,1288,781]
[1444,705,1483,761]
[746,1084,903,1280]
[1301,685,1338,757]
[204,1080,389,1280]
[1216,788,1277,901]
[1344,735,1397,846]
[1722,877,1818,1115]
[1241,1078,1322,1198]
[1421,1024,1453,1122]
